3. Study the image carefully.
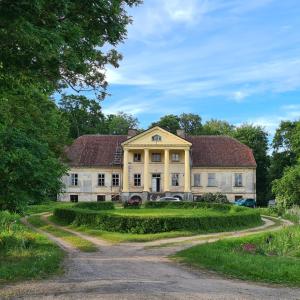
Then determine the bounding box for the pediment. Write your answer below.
[122,126,191,148]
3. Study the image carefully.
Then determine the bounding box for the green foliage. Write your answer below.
[0,128,68,212]
[75,201,115,210]
[200,192,229,203]
[106,112,139,135]
[59,95,105,139]
[144,201,231,210]
[0,211,63,282]
[272,163,300,208]
[151,114,180,134]
[202,119,235,136]
[53,207,261,234]
[174,226,300,285]
[178,113,202,135]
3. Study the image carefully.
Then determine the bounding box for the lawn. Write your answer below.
[27,215,98,252]
[0,211,64,283]
[173,225,300,286]
[25,201,74,215]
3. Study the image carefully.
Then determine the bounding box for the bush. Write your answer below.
[200,192,229,203]
[75,202,114,210]
[144,201,231,211]
[53,207,261,234]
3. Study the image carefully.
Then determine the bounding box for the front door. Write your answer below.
[152,174,161,192]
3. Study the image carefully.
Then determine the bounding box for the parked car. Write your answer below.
[157,196,181,202]
[268,199,276,207]
[124,196,142,207]
[234,198,256,208]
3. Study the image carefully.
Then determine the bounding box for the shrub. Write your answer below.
[53,207,261,234]
[144,201,231,211]
[75,202,114,210]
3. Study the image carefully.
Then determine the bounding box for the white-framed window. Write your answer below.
[172,173,179,186]
[152,134,162,142]
[207,173,217,187]
[71,173,78,186]
[134,174,141,186]
[133,153,141,162]
[234,173,243,187]
[171,153,180,162]
[98,173,105,186]
[112,174,120,187]
[193,173,201,187]
[152,153,161,162]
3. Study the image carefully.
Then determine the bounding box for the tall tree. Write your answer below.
[233,124,270,206]
[179,113,202,135]
[151,115,180,134]
[202,119,235,136]
[106,112,139,135]
[59,95,105,139]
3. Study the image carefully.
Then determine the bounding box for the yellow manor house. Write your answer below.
[58,126,257,203]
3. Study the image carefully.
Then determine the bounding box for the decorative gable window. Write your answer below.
[152,134,162,142]
[70,173,78,186]
[234,173,243,187]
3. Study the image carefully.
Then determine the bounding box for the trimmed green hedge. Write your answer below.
[144,201,232,211]
[53,207,261,234]
[75,202,115,210]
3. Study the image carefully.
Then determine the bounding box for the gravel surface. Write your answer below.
[1,216,299,300]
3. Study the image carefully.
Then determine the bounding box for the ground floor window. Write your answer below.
[112,174,120,186]
[234,173,243,187]
[70,173,78,186]
[193,173,201,187]
[97,195,105,202]
[111,194,120,202]
[235,195,243,201]
[98,174,105,186]
[172,173,179,186]
[193,195,202,201]
[134,174,141,186]
[70,195,78,202]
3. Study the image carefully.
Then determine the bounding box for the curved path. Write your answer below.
[1,216,299,300]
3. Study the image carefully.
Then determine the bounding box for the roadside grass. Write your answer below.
[0,211,64,283]
[173,225,300,286]
[25,201,74,215]
[27,215,98,252]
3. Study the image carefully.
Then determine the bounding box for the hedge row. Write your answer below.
[144,201,232,211]
[74,202,115,210]
[53,207,261,234]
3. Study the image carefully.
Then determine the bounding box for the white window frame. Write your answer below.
[171,173,179,186]
[133,153,141,162]
[98,173,105,186]
[152,153,161,162]
[193,173,201,187]
[234,173,243,187]
[207,173,217,187]
[134,174,141,186]
[112,173,120,187]
[152,134,162,142]
[71,173,78,186]
[171,153,180,162]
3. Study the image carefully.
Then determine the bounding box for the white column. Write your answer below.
[143,148,149,192]
[184,149,191,192]
[164,149,170,192]
[122,148,129,192]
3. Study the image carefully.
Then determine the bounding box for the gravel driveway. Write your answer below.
[1,217,299,300]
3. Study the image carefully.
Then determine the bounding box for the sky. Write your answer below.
[100,0,300,135]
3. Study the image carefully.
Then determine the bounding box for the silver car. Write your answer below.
[157,196,181,202]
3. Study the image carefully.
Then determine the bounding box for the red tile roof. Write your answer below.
[65,134,256,168]
[187,136,256,167]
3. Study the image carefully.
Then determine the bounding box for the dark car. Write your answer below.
[234,198,256,208]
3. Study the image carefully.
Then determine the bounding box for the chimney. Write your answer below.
[127,129,138,138]
[176,129,185,138]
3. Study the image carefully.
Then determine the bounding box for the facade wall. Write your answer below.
[59,166,256,203]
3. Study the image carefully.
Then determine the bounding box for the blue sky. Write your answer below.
[101,0,300,135]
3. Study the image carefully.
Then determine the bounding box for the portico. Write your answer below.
[121,127,192,201]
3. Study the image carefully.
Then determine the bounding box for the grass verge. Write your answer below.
[0,211,64,283]
[27,215,97,252]
[173,225,300,286]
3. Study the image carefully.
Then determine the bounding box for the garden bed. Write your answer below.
[53,205,262,234]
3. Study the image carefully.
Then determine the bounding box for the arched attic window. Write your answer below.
[152,134,162,142]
